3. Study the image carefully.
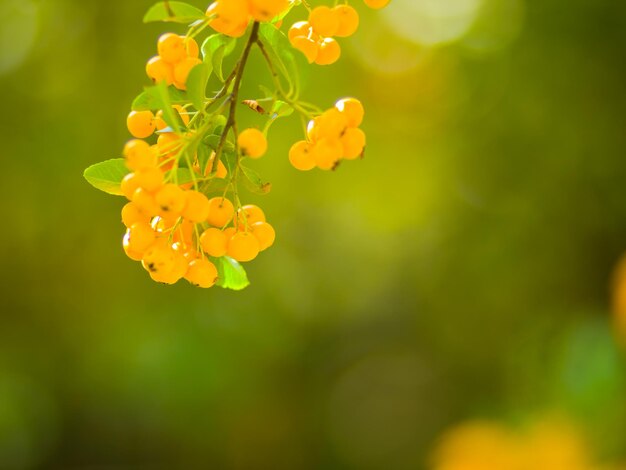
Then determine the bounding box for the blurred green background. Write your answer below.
[1,0,626,468]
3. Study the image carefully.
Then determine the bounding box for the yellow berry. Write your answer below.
[132,187,161,216]
[311,138,343,170]
[173,57,202,90]
[333,5,359,37]
[341,127,366,160]
[309,6,339,37]
[127,222,157,253]
[146,56,174,84]
[251,221,275,251]
[236,204,266,229]
[207,197,234,227]
[335,97,364,128]
[200,228,228,257]
[248,0,289,22]
[223,227,237,240]
[185,258,218,288]
[127,110,156,139]
[157,33,186,65]
[155,183,187,217]
[363,0,390,9]
[318,108,349,140]
[142,240,176,276]
[123,230,144,261]
[238,128,267,158]
[291,36,319,63]
[121,173,140,200]
[289,140,316,171]
[288,21,311,44]
[157,132,182,158]
[227,231,260,262]
[183,36,199,58]
[121,202,150,228]
[123,139,157,171]
[181,190,210,223]
[315,38,341,65]
[207,0,251,38]
[134,167,164,192]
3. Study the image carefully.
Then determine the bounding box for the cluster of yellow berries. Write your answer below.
[288,5,356,65]
[207,0,290,37]
[146,33,201,90]
[287,0,389,65]
[119,135,274,288]
[289,97,365,171]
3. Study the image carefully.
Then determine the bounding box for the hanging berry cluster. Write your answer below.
[84,0,391,290]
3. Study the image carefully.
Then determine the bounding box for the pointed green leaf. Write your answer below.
[186,62,211,110]
[143,2,205,23]
[212,256,250,290]
[240,165,271,194]
[132,85,190,111]
[83,158,128,196]
[270,100,294,119]
[258,24,300,95]
[201,34,237,82]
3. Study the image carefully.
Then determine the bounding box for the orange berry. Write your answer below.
[238,128,267,158]
[289,140,316,171]
[123,230,144,261]
[236,204,266,229]
[157,132,182,158]
[335,97,364,127]
[227,231,260,262]
[123,139,156,171]
[251,221,275,251]
[311,138,343,170]
[309,6,339,37]
[315,108,349,140]
[333,5,359,37]
[291,36,319,63]
[200,228,228,257]
[132,187,161,215]
[127,222,157,253]
[315,37,341,65]
[248,0,289,22]
[185,258,218,288]
[340,127,366,160]
[207,1,251,38]
[155,183,187,217]
[146,56,174,84]
[142,240,176,276]
[127,110,156,139]
[173,57,202,90]
[181,190,210,223]
[134,167,164,192]
[183,36,199,58]
[223,227,237,240]
[288,21,311,43]
[207,197,234,227]
[363,0,390,9]
[157,33,186,65]
[121,202,150,228]
[121,173,140,200]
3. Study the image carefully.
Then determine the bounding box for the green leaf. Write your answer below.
[270,100,294,119]
[197,142,212,175]
[258,24,300,96]
[212,256,250,290]
[201,34,237,82]
[156,80,181,133]
[132,86,190,111]
[240,165,271,194]
[83,158,128,196]
[143,2,205,23]
[166,167,195,185]
[186,62,211,110]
